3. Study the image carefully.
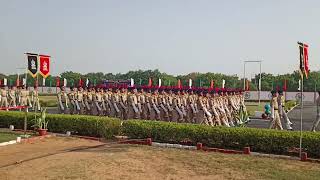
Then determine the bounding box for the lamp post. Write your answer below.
[243,60,262,105]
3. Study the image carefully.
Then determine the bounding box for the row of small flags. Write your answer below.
[130,78,223,88]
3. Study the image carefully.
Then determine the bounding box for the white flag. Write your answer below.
[86,78,89,87]
[3,78,7,86]
[189,79,192,88]
[158,78,162,87]
[130,78,134,87]
[42,78,46,86]
[22,78,26,85]
[298,79,301,91]
[63,78,67,87]
[222,79,225,88]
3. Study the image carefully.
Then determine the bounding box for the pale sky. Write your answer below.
[0,0,319,76]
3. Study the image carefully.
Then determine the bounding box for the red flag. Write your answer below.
[177,79,181,89]
[78,78,83,87]
[16,77,20,86]
[246,80,250,91]
[0,79,2,86]
[148,78,152,87]
[283,79,287,91]
[34,78,39,87]
[210,80,214,88]
[303,45,309,79]
[56,77,60,87]
[39,55,50,79]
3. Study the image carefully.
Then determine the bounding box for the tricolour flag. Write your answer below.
[298,42,309,79]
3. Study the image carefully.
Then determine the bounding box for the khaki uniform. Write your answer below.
[269,96,283,130]
[57,90,69,113]
[68,90,77,115]
[0,89,8,109]
[8,89,16,107]
[20,89,31,107]
[31,89,41,111]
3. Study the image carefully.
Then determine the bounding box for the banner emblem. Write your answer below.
[27,54,38,78]
[39,55,50,78]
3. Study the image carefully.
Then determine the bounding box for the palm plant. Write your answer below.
[32,107,49,130]
[235,105,250,127]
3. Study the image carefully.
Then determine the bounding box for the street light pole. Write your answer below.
[243,60,262,105]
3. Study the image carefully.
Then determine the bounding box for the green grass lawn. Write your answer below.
[0,132,19,143]
[39,95,57,107]
[245,102,265,116]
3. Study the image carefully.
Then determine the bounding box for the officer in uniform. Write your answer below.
[278,90,293,130]
[31,86,41,111]
[94,87,104,115]
[68,87,77,115]
[19,86,32,109]
[8,86,17,107]
[269,90,283,130]
[0,86,8,110]
[57,86,69,114]
[112,88,121,118]
[128,87,140,119]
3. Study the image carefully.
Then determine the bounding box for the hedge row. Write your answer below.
[122,120,320,158]
[1,111,320,158]
[0,111,121,139]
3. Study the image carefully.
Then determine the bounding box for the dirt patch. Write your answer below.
[0,137,319,180]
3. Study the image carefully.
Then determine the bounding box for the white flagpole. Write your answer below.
[299,76,303,158]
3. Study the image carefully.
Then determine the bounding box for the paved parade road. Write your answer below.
[247,102,320,131]
[46,103,320,132]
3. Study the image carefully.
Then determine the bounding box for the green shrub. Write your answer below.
[0,111,121,139]
[122,120,320,158]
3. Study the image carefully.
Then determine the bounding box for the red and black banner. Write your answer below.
[298,42,309,79]
[27,53,38,78]
[39,55,50,79]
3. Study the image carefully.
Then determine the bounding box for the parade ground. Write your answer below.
[0,137,319,180]
[248,102,320,131]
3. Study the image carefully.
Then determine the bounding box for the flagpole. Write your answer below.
[299,76,303,158]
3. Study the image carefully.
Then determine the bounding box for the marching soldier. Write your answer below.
[112,88,121,118]
[128,87,140,119]
[0,86,8,110]
[19,86,32,109]
[31,86,41,111]
[119,87,129,120]
[68,87,77,115]
[278,90,293,130]
[8,86,17,107]
[57,86,69,114]
[94,88,104,115]
[137,87,147,119]
[269,90,283,130]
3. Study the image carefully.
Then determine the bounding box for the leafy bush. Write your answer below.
[122,120,320,158]
[285,100,297,111]
[0,111,121,139]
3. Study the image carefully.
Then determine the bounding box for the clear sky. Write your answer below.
[0,0,319,76]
